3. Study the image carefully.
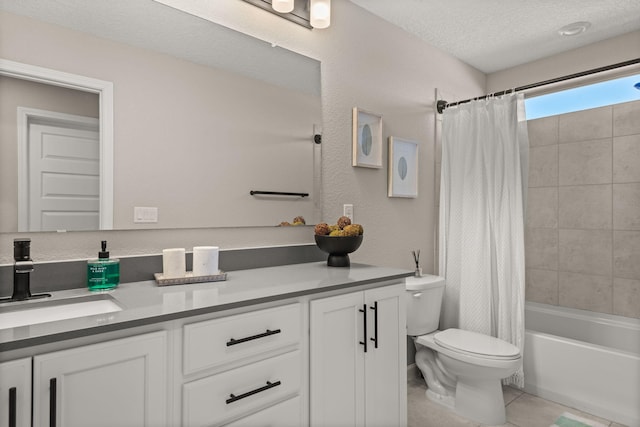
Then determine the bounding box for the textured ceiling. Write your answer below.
[349,0,640,73]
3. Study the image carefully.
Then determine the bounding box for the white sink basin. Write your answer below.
[0,294,123,329]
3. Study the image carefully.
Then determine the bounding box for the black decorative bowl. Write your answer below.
[314,234,363,267]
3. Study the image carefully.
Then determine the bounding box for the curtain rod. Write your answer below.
[437,57,640,114]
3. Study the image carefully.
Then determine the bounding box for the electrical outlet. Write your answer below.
[343,204,354,222]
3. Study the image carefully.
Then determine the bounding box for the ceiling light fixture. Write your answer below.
[242,0,331,29]
[272,0,294,13]
[558,21,591,37]
[310,0,331,29]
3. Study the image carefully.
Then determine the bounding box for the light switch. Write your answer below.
[134,207,158,223]
[343,204,353,222]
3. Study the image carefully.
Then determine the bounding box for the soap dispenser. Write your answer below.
[87,240,120,291]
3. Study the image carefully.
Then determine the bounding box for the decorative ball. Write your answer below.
[342,224,360,237]
[314,223,330,235]
[293,216,306,225]
[337,216,351,229]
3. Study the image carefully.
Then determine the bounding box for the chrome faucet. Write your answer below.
[0,238,50,303]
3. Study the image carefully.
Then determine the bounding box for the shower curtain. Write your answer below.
[438,94,529,387]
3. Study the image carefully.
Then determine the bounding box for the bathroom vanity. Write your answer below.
[0,262,411,427]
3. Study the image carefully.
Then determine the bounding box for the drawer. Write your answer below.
[182,350,301,427]
[183,303,301,375]
[223,396,301,427]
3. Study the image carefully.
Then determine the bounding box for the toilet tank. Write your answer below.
[405,275,445,336]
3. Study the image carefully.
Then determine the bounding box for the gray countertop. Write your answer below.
[0,262,412,352]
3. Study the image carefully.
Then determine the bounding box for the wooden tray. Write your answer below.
[154,271,227,286]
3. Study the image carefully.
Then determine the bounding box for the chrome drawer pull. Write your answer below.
[225,380,282,404]
[226,329,282,347]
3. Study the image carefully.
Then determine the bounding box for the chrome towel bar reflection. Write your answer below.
[250,190,309,197]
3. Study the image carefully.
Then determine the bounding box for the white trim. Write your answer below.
[0,58,114,230]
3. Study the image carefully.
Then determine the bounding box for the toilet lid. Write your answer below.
[434,329,520,359]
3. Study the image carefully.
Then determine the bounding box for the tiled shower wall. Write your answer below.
[525,99,640,319]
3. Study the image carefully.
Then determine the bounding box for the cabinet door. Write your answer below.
[0,358,31,427]
[364,284,407,427]
[310,291,365,427]
[33,331,167,427]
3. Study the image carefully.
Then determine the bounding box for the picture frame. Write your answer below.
[352,107,382,168]
[388,137,418,198]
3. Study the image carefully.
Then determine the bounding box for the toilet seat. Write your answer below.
[434,329,520,360]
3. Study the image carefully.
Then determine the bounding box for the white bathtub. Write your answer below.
[524,302,640,427]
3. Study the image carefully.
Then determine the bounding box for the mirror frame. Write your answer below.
[0,58,114,230]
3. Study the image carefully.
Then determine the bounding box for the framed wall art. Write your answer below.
[388,137,418,198]
[352,107,382,168]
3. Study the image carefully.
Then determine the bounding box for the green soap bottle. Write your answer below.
[87,240,120,291]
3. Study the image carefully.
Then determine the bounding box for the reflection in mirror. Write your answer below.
[0,0,322,232]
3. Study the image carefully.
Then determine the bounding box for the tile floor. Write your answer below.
[407,372,628,427]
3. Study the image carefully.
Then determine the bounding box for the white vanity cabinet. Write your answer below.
[181,303,305,427]
[32,331,168,427]
[309,283,407,427]
[0,358,31,427]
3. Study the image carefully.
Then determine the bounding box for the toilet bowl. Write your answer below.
[406,275,522,425]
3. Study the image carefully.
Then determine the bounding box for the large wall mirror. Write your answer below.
[0,0,322,233]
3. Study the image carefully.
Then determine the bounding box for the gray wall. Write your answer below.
[526,100,640,319]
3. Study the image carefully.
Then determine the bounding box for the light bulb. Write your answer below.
[310,0,331,29]
[272,0,294,13]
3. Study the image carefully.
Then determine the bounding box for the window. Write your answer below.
[525,73,640,120]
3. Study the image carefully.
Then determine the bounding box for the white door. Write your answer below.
[27,121,100,231]
[310,291,365,427]
[364,284,407,427]
[33,331,168,427]
[0,358,31,427]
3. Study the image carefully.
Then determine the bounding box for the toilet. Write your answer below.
[406,275,521,425]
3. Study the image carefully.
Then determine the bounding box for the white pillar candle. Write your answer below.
[162,248,186,279]
[192,246,219,276]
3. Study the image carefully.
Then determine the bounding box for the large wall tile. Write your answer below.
[525,268,558,305]
[613,134,640,183]
[613,277,640,318]
[559,271,612,313]
[613,183,640,230]
[559,185,611,229]
[528,116,558,147]
[529,145,557,187]
[558,139,612,185]
[613,100,640,137]
[614,230,640,280]
[525,228,558,270]
[558,106,612,143]
[559,229,612,276]
[526,187,557,228]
